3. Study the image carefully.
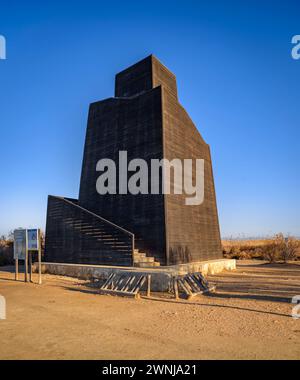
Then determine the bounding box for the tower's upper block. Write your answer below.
[115,55,178,99]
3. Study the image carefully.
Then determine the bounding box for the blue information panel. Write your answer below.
[27,229,39,251]
[13,229,26,260]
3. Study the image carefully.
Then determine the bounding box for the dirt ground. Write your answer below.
[0,261,299,360]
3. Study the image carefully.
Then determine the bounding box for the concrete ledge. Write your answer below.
[34,262,174,292]
[166,258,236,276]
[33,259,235,292]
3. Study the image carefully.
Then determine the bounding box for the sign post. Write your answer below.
[27,228,42,285]
[25,231,28,282]
[15,257,18,281]
[13,228,42,284]
[28,252,32,282]
[38,238,42,285]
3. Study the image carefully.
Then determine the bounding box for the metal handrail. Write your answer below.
[51,196,135,265]
[54,196,134,238]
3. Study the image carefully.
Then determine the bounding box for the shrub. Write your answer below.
[280,237,299,262]
[0,238,14,266]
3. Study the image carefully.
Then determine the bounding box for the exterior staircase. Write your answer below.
[45,195,161,267]
[133,249,160,268]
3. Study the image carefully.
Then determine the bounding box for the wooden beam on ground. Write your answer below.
[99,288,140,299]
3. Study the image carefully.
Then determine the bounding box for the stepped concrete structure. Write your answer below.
[45,55,223,267]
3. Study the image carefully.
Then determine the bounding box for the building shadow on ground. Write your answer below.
[61,283,292,319]
[141,295,291,318]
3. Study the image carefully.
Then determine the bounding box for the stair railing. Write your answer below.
[54,196,135,266]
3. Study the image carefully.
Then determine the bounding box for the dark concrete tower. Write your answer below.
[45,55,222,266]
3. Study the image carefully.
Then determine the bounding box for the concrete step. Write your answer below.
[133,253,147,260]
[142,257,155,263]
[134,262,156,268]
[133,251,146,257]
[133,256,154,263]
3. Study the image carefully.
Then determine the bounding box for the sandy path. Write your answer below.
[0,261,299,359]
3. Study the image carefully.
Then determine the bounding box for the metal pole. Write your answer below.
[29,252,32,282]
[38,249,42,285]
[38,230,42,285]
[15,258,19,281]
[24,254,28,283]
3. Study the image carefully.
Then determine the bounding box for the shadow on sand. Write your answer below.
[62,283,292,319]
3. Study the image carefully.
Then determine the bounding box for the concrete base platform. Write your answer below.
[34,259,236,292]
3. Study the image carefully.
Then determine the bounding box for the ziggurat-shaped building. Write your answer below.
[45,55,222,267]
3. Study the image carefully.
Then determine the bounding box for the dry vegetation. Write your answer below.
[223,233,300,262]
[0,234,14,266]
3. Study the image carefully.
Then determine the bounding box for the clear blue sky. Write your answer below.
[0,0,299,238]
